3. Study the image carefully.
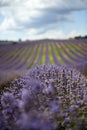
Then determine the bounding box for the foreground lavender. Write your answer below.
[0,65,87,130]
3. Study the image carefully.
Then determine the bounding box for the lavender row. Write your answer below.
[50,43,62,65]
[0,46,25,70]
[45,43,50,64]
[34,43,43,66]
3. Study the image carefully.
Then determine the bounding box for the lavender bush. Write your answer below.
[0,65,87,130]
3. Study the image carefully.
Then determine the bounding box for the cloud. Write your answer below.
[0,0,87,40]
[0,0,10,7]
[66,30,87,38]
[66,30,81,38]
[25,29,66,40]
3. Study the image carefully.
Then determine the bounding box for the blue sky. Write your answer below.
[0,0,87,40]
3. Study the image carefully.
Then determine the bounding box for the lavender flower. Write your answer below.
[0,65,87,130]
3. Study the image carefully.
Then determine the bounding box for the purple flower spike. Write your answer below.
[0,65,87,130]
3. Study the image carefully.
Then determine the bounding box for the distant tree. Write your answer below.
[74,35,82,39]
[12,41,17,44]
[74,35,87,39]
[84,35,87,38]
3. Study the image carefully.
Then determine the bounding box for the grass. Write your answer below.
[73,43,82,50]
[68,43,83,56]
[58,43,74,63]
[21,47,30,61]
[65,43,78,58]
[52,43,65,64]
[27,45,36,63]
[84,71,87,78]
[28,44,41,68]
[48,43,54,64]
[39,43,46,65]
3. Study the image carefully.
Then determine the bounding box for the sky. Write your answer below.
[0,0,87,41]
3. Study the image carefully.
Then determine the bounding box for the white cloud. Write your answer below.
[25,29,66,40]
[0,0,87,40]
[66,30,81,38]
[0,17,16,31]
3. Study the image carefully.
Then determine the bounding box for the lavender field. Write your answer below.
[0,39,87,84]
[0,39,87,130]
